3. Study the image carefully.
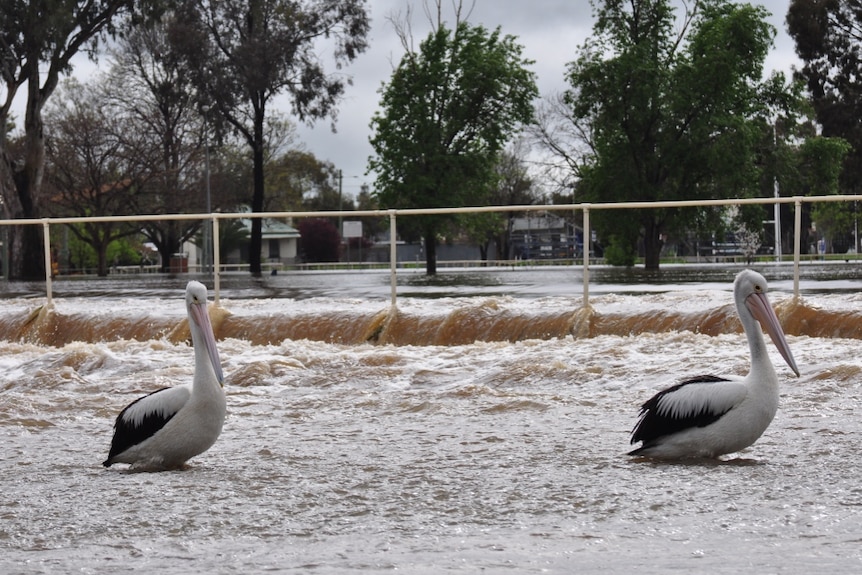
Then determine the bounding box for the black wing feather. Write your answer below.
[103,387,176,466]
[630,375,732,448]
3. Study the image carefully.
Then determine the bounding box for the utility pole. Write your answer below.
[338,169,343,261]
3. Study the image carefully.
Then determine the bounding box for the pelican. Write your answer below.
[628,269,799,460]
[103,281,226,470]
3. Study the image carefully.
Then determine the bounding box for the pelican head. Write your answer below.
[734,270,799,377]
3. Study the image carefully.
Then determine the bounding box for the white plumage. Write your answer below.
[629,269,800,459]
[103,281,226,470]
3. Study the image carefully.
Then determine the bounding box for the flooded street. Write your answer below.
[2,264,862,573]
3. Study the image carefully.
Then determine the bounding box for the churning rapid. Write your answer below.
[2,265,862,573]
[3,280,862,346]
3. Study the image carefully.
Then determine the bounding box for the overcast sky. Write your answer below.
[8,0,801,202]
[293,0,802,200]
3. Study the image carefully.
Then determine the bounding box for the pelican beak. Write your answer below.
[745,292,800,377]
[190,302,225,386]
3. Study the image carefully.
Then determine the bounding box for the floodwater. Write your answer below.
[4,259,862,301]
[2,263,862,573]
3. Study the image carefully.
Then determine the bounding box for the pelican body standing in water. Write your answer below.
[629,269,800,460]
[103,281,226,470]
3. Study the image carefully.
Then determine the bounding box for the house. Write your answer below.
[509,214,582,259]
[254,217,301,265]
[184,216,301,270]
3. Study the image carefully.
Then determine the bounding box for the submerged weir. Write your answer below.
[1,293,860,346]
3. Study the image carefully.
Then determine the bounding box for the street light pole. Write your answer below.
[205,127,212,274]
[773,122,782,263]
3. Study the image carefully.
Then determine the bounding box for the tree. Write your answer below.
[354,183,385,244]
[530,91,594,194]
[788,0,862,198]
[297,218,340,263]
[369,3,538,275]
[56,230,146,273]
[297,159,345,213]
[193,217,248,261]
[555,0,799,269]
[170,0,370,277]
[298,157,353,237]
[0,0,163,280]
[265,150,321,212]
[798,137,852,252]
[43,79,141,276]
[460,146,538,261]
[103,17,215,272]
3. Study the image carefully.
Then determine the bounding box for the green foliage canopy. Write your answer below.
[788,0,862,195]
[566,0,796,268]
[369,21,538,274]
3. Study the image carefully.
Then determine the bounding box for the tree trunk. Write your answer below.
[249,159,263,276]
[9,84,49,280]
[424,229,437,276]
[249,115,265,278]
[643,218,664,270]
[97,241,109,277]
[154,223,182,273]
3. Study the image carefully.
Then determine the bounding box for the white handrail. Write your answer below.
[582,204,591,306]
[388,209,397,308]
[42,220,53,306]
[794,197,803,296]
[3,194,862,306]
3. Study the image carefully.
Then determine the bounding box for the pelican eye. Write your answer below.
[754,284,763,293]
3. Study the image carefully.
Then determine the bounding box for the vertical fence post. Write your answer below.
[42,220,53,306]
[212,216,221,306]
[582,205,590,307]
[389,210,397,307]
[793,197,802,298]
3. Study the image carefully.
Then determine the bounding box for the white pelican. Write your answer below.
[628,269,800,459]
[103,281,226,470]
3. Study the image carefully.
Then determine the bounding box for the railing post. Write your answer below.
[42,220,53,306]
[793,197,802,298]
[212,216,221,306]
[582,204,590,307]
[389,210,397,307]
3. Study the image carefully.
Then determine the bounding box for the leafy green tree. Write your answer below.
[788,0,862,197]
[799,137,852,252]
[169,0,370,277]
[562,0,798,269]
[604,234,637,267]
[50,223,144,273]
[369,14,538,275]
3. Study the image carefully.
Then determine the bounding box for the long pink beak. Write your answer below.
[189,302,225,385]
[746,292,800,377]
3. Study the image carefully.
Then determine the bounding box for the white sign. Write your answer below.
[342,221,363,238]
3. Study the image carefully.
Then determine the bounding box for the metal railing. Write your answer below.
[2,194,861,307]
